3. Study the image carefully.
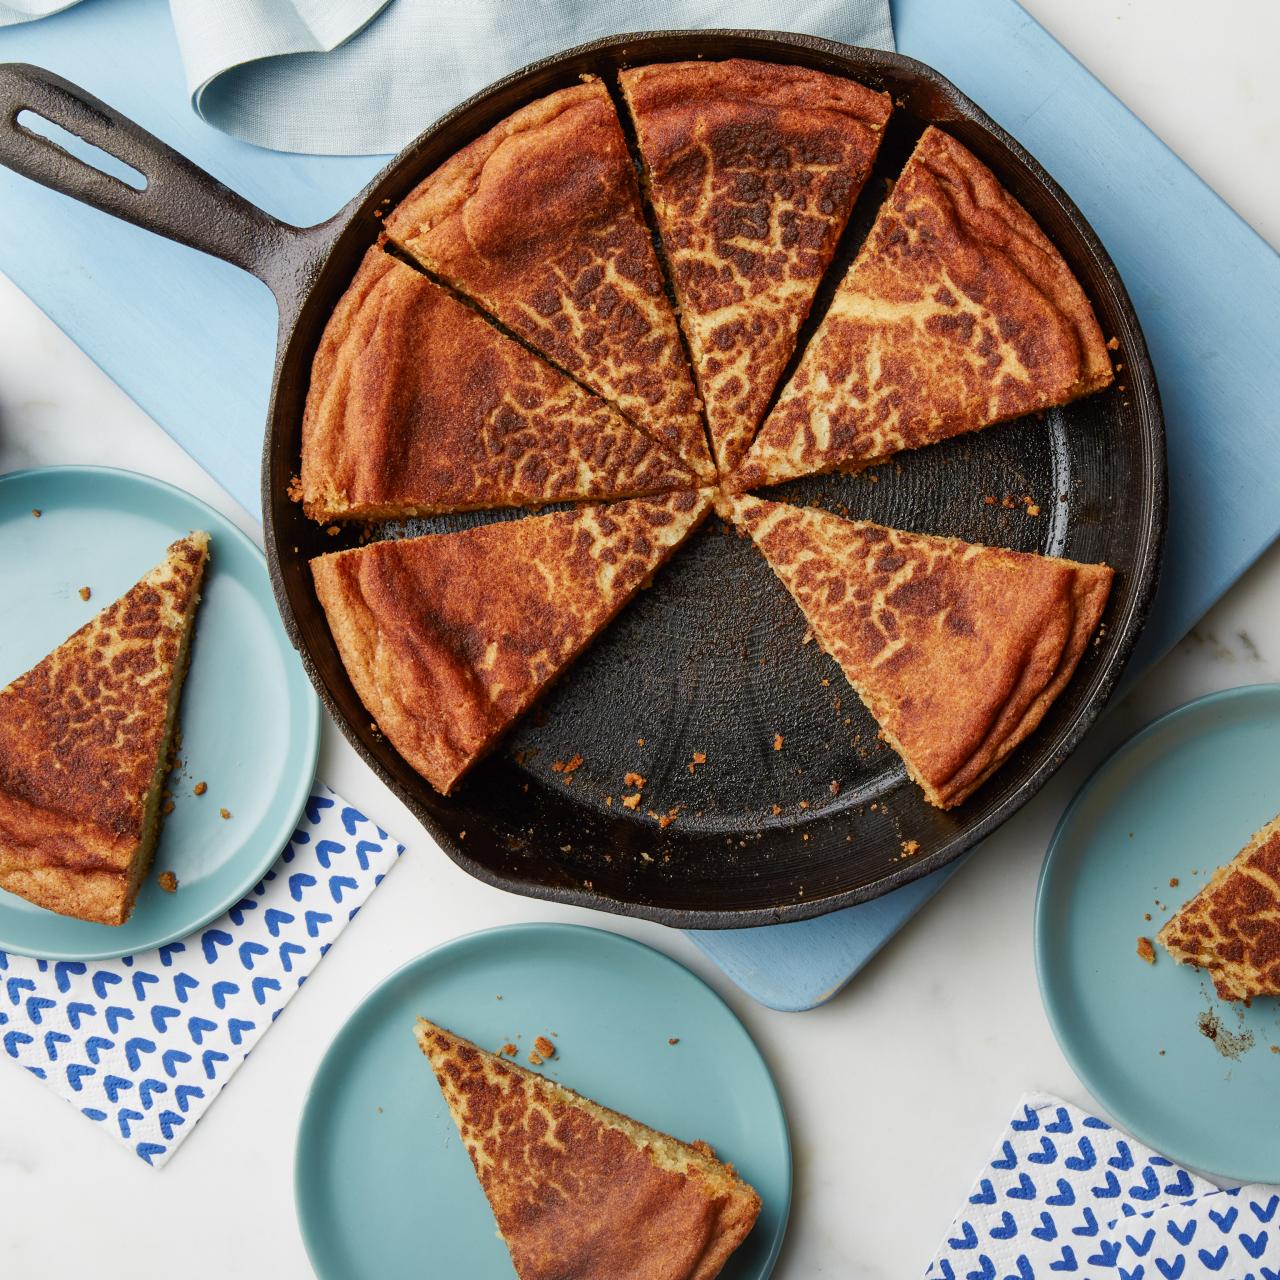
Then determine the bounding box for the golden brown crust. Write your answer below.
[731,127,1113,491]
[311,492,712,794]
[300,249,696,521]
[1158,814,1280,1001]
[0,533,208,924]
[730,497,1111,808]
[416,1018,760,1280]
[384,80,714,481]
[620,60,891,473]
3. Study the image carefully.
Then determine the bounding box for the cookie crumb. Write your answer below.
[31,509,41,518]
[501,1043,517,1056]
[528,1051,543,1066]
[622,793,642,810]
[158,871,178,893]
[1197,1009,1254,1060]
[668,1037,679,1046]
[1136,936,1156,965]
[326,525,340,537]
[161,799,175,816]
[829,780,841,796]
[688,751,706,775]
[534,1036,555,1059]
[1169,877,1179,888]
[552,754,583,775]
[78,586,91,601]
[219,807,231,820]
[623,771,646,788]
[193,781,207,796]
[901,839,920,857]
[770,803,782,816]
[773,733,784,751]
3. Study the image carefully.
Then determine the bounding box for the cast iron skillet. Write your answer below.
[0,31,1165,929]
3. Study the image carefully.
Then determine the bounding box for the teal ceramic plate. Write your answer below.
[295,924,791,1279]
[0,466,320,960]
[1037,684,1280,1182]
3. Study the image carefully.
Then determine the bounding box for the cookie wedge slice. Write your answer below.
[729,495,1112,808]
[1158,813,1280,1001]
[416,1018,761,1280]
[312,491,713,794]
[0,533,209,924]
[299,249,696,522]
[384,79,715,482]
[620,59,891,474]
[731,127,1112,491]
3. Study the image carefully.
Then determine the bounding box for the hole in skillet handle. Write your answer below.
[16,108,147,191]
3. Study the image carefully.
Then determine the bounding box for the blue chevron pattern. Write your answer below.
[0,787,400,1167]
[927,1094,1280,1278]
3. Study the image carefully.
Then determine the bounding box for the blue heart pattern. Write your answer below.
[0,787,400,1167]
[927,1096,1280,1279]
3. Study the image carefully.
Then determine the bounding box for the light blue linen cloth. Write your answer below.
[2,0,894,154]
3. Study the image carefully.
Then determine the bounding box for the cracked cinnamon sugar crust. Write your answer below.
[415,1018,760,1280]
[1158,814,1280,1002]
[383,78,715,482]
[729,496,1112,809]
[730,126,1112,492]
[311,490,713,795]
[0,533,208,925]
[620,59,891,475]
[299,248,695,521]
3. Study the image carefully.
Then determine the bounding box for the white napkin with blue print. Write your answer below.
[928,1093,1280,1279]
[0,786,401,1167]
[1,0,895,155]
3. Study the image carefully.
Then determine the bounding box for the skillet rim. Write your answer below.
[259,28,1167,929]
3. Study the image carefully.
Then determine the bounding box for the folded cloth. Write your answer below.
[0,0,79,22]
[927,1092,1280,1278]
[3,0,895,155]
[0,786,401,1167]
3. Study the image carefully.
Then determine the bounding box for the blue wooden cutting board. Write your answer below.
[1,0,1278,1011]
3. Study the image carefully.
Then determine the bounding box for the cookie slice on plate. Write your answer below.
[415,1017,760,1280]
[1159,813,1280,1001]
[0,533,209,924]
[729,495,1111,809]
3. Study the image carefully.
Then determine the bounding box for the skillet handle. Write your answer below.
[0,63,323,304]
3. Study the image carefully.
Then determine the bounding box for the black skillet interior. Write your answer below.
[263,31,1166,929]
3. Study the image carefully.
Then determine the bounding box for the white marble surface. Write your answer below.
[1,2,1279,1275]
